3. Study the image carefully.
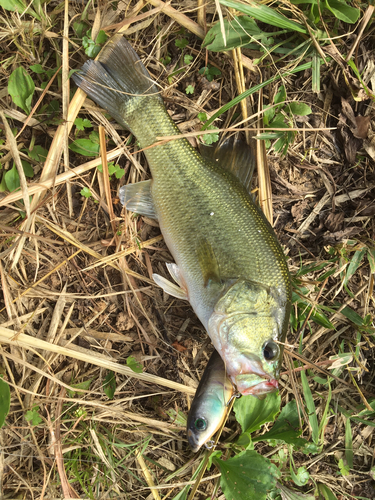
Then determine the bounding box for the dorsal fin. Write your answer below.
[200,136,256,194]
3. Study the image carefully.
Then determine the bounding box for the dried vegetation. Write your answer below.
[0,0,375,499]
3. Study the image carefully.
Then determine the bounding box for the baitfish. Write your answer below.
[72,35,291,396]
[187,350,234,452]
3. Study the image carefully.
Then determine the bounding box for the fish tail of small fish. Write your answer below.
[72,34,160,130]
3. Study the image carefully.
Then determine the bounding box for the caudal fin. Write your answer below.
[72,35,160,129]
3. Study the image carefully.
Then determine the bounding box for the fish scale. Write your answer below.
[73,34,292,396]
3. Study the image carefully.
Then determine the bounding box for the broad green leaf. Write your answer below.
[203,16,272,52]
[25,406,43,425]
[234,391,280,434]
[274,85,286,104]
[80,187,92,198]
[126,356,143,373]
[21,160,34,177]
[28,145,48,163]
[4,164,20,192]
[0,378,10,428]
[67,378,93,397]
[213,450,280,500]
[30,64,45,74]
[253,400,307,447]
[317,483,338,500]
[0,0,26,13]
[96,30,108,44]
[185,85,194,94]
[175,38,188,49]
[8,67,35,114]
[69,139,100,156]
[291,466,309,486]
[300,370,319,444]
[338,458,350,476]
[344,247,366,286]
[219,0,307,33]
[288,102,312,116]
[103,371,116,399]
[325,0,360,24]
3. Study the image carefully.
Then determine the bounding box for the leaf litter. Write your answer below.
[0,0,374,499]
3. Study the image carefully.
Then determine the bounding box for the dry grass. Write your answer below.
[0,0,375,499]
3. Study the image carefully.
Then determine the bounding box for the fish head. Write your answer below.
[187,395,228,452]
[208,279,288,397]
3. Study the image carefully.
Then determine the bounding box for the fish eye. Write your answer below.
[263,341,279,361]
[194,417,207,431]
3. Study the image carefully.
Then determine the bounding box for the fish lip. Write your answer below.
[187,428,201,453]
[236,378,278,396]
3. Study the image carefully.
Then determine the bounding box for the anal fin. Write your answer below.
[119,180,157,219]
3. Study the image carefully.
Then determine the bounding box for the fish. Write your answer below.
[187,350,234,452]
[72,35,292,396]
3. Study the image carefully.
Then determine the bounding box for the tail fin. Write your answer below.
[72,35,160,129]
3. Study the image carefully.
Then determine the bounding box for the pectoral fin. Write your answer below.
[196,237,221,287]
[118,180,157,219]
[152,273,188,300]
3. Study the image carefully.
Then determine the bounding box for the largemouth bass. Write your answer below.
[187,350,234,452]
[73,35,291,396]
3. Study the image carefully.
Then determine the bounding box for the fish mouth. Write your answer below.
[187,428,201,453]
[233,369,278,397]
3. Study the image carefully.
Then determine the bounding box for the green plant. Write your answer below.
[0,161,34,193]
[97,161,125,180]
[258,85,312,156]
[199,65,221,82]
[8,66,35,114]
[198,112,219,145]
[25,405,43,425]
[0,376,10,428]
[82,30,108,58]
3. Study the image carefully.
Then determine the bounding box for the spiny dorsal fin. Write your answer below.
[200,136,256,194]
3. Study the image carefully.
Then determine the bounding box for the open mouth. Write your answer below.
[234,376,278,397]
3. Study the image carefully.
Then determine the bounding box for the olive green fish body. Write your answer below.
[187,351,233,452]
[73,36,292,396]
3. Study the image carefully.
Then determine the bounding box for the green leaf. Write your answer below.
[0,378,10,428]
[291,466,309,486]
[8,67,35,114]
[184,54,193,65]
[253,400,307,447]
[338,458,350,476]
[67,378,93,397]
[175,38,188,49]
[114,167,125,179]
[234,391,280,434]
[201,131,219,145]
[203,15,272,52]
[166,408,187,426]
[126,356,143,373]
[103,371,116,399]
[4,164,20,192]
[288,102,312,116]
[69,139,100,156]
[344,247,366,286]
[25,406,43,425]
[21,160,34,178]
[95,30,108,45]
[317,483,338,500]
[0,0,26,14]
[340,305,364,326]
[185,85,194,95]
[345,417,353,469]
[325,0,360,24]
[219,0,307,34]
[274,85,286,104]
[30,64,45,74]
[367,248,375,274]
[80,187,92,198]
[300,369,319,444]
[213,450,280,500]
[28,145,48,163]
